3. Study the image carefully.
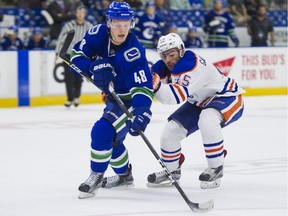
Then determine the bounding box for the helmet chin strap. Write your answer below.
[179,48,185,58]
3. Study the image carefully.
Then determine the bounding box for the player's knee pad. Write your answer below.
[91,118,115,150]
[198,108,224,142]
[199,108,223,128]
[160,120,187,151]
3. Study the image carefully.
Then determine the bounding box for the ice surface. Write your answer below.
[0,96,287,216]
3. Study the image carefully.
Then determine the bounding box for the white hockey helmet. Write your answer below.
[157,33,185,54]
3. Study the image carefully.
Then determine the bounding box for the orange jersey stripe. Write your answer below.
[205,145,224,153]
[199,97,211,107]
[223,95,242,122]
[229,79,235,91]
[172,84,186,101]
[161,152,181,159]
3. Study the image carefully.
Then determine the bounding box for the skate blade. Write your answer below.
[102,182,135,189]
[146,180,179,188]
[78,191,97,199]
[200,179,221,189]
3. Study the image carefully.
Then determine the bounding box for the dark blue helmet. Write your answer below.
[106,1,134,21]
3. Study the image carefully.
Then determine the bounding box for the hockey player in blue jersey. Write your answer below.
[146,33,244,189]
[203,0,239,47]
[70,1,154,199]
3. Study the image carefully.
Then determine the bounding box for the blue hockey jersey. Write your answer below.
[1,36,23,50]
[203,10,237,47]
[134,13,162,49]
[184,36,203,48]
[70,24,154,109]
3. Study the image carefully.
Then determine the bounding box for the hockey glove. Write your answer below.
[127,107,152,136]
[152,72,161,93]
[89,59,116,94]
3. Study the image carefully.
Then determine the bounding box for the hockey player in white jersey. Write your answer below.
[147,33,245,189]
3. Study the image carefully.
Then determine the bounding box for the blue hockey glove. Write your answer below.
[127,107,152,136]
[89,59,116,94]
[230,35,239,47]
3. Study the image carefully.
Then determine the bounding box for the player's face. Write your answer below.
[160,48,181,71]
[108,19,131,45]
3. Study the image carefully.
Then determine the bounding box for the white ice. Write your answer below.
[0,96,287,216]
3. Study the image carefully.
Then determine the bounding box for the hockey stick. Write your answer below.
[107,86,214,213]
[59,30,214,213]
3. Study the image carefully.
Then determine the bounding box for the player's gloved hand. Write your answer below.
[209,19,221,32]
[89,59,116,94]
[230,35,240,47]
[152,72,161,93]
[127,107,152,136]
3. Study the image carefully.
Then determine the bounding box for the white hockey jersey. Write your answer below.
[151,50,245,107]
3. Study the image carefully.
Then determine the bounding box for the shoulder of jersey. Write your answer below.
[84,24,109,46]
[172,50,198,75]
[87,24,108,38]
[152,60,169,78]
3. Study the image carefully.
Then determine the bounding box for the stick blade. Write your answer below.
[190,199,214,213]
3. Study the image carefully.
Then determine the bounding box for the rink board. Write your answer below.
[0,47,287,107]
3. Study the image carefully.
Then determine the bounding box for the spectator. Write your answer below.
[155,0,171,33]
[189,0,203,10]
[47,0,74,42]
[203,0,239,47]
[94,0,110,24]
[134,1,162,49]
[247,4,274,46]
[166,22,177,34]
[55,5,93,107]
[82,0,102,10]
[244,0,262,20]
[0,25,24,50]
[271,0,287,9]
[203,0,229,10]
[124,0,143,9]
[169,0,191,10]
[228,0,248,26]
[184,26,203,48]
[25,27,50,50]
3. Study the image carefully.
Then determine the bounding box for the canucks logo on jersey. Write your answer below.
[124,47,141,62]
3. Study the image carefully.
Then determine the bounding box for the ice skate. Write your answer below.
[64,101,72,108]
[102,164,134,188]
[146,154,185,187]
[78,172,103,199]
[199,165,223,189]
[74,98,80,107]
